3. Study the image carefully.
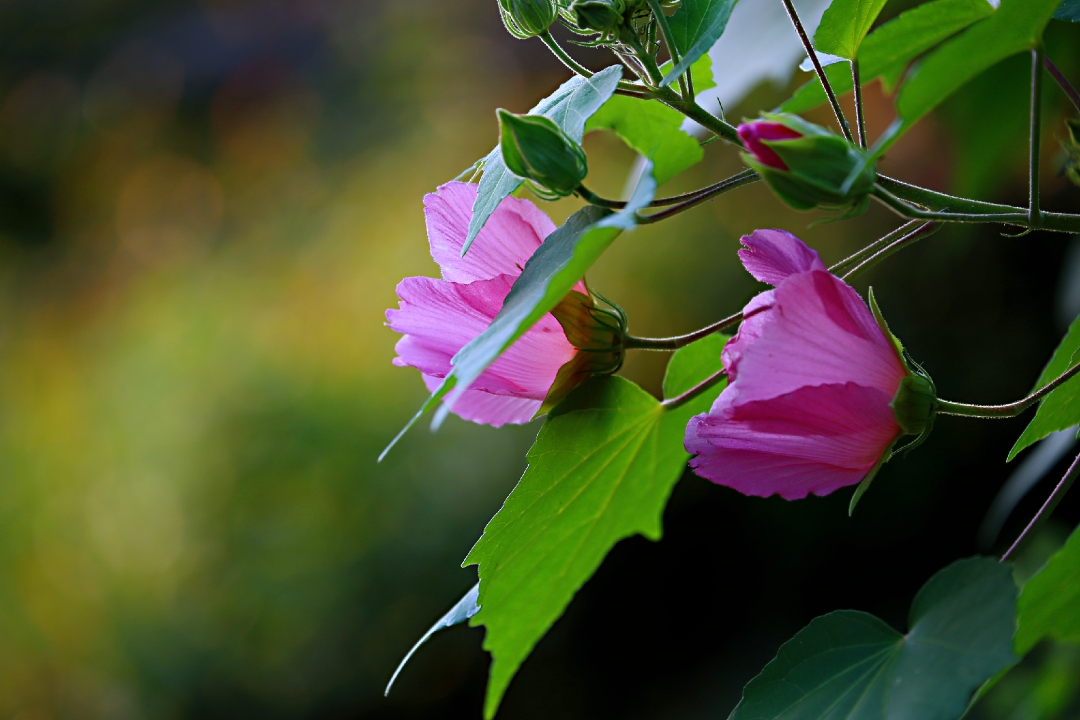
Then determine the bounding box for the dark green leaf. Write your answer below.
[1009,315,1080,460]
[814,0,889,60]
[589,56,714,184]
[783,0,996,114]
[730,557,1018,720]
[890,0,1059,146]
[464,336,726,718]
[1016,523,1080,654]
[1056,0,1080,22]
[465,66,623,253]
[662,0,737,87]
[662,332,727,398]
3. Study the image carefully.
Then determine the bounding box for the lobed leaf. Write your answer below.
[1009,315,1080,460]
[662,0,737,87]
[464,335,727,718]
[783,0,997,114]
[464,66,623,254]
[1015,522,1080,654]
[813,0,890,60]
[730,557,1018,720]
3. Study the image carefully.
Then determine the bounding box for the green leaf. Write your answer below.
[1016,523,1080,654]
[888,0,1060,147]
[465,335,727,718]
[662,332,727,398]
[730,557,1018,720]
[1056,0,1080,22]
[783,0,996,114]
[464,66,623,254]
[1009,315,1080,460]
[432,164,656,428]
[814,0,890,60]
[662,0,737,87]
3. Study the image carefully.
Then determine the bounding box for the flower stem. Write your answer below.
[851,59,867,148]
[1001,449,1080,562]
[838,222,939,280]
[636,169,759,223]
[780,0,853,142]
[645,0,692,100]
[1030,45,1044,228]
[661,368,727,409]
[657,88,743,145]
[625,311,743,351]
[829,220,921,277]
[1044,54,1080,113]
[578,178,757,209]
[937,362,1080,419]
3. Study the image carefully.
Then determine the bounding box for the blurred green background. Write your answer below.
[0,0,1078,718]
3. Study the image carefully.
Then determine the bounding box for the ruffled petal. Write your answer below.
[730,270,906,402]
[387,273,576,401]
[687,446,870,500]
[738,228,826,286]
[424,182,557,283]
[422,374,540,427]
[721,290,776,383]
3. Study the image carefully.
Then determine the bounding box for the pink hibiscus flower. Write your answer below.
[685,229,909,500]
[386,182,584,426]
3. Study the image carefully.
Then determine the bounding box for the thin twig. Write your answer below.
[1001,450,1080,562]
[839,222,939,280]
[1044,54,1080,113]
[938,362,1080,419]
[829,220,920,276]
[661,368,727,409]
[852,59,867,148]
[636,169,759,224]
[1030,46,1044,227]
[578,176,756,209]
[780,0,852,142]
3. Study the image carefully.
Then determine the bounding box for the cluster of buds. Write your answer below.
[540,290,628,415]
[738,114,877,215]
[562,0,680,47]
[497,108,588,199]
[497,0,558,39]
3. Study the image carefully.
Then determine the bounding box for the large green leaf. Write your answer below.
[662,0,737,87]
[1009,315,1080,461]
[1016,523,1080,654]
[888,0,1059,146]
[814,0,890,60]
[589,56,713,185]
[464,66,623,254]
[1056,0,1080,22]
[783,0,996,114]
[730,557,1018,720]
[464,334,727,718]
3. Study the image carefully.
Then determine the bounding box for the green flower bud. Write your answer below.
[891,374,938,437]
[539,290,627,415]
[568,0,626,34]
[497,109,588,198]
[498,0,557,39]
[738,113,877,214]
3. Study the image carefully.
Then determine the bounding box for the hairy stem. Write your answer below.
[1044,54,1080,113]
[780,0,853,142]
[829,220,921,276]
[852,59,867,148]
[1031,46,1044,227]
[636,169,759,223]
[540,31,645,94]
[839,222,939,280]
[1002,450,1080,562]
[660,368,728,409]
[937,362,1080,419]
[645,0,691,99]
[578,175,758,209]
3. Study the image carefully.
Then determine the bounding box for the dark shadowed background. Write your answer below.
[0,0,1077,718]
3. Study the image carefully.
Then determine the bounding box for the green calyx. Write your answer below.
[497,109,587,199]
[742,113,877,215]
[498,0,557,38]
[567,0,626,34]
[539,290,628,416]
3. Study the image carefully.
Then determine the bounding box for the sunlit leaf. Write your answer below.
[783,0,996,113]
[464,335,727,718]
[1009,315,1080,460]
[464,66,623,254]
[1056,0,1080,22]
[730,557,1017,720]
[1016,523,1080,654]
[813,0,889,60]
[662,0,737,87]
[887,0,1059,147]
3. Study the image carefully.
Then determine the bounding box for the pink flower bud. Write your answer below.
[684,229,909,500]
[737,121,803,171]
[386,183,584,426]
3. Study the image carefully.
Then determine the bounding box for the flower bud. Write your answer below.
[890,373,937,437]
[539,290,627,415]
[498,0,557,38]
[498,109,588,198]
[738,114,877,213]
[568,0,626,34]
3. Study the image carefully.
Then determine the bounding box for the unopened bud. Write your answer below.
[498,0,557,38]
[568,0,626,34]
[498,109,588,198]
[738,114,877,213]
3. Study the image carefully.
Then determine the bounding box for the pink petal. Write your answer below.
[738,229,827,286]
[422,374,540,426]
[387,274,576,400]
[687,447,870,500]
[729,270,906,403]
[737,122,802,171]
[424,182,557,283]
[721,290,775,383]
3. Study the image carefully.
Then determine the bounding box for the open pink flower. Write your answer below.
[685,229,908,500]
[386,182,583,426]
